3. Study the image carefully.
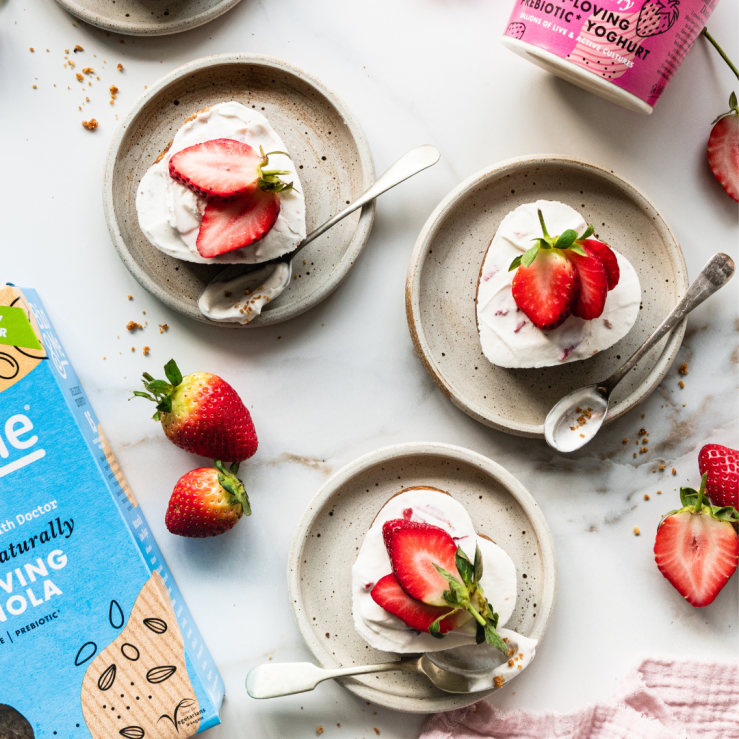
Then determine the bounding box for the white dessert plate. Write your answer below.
[406,156,688,438]
[287,442,557,713]
[104,54,375,326]
[53,0,242,37]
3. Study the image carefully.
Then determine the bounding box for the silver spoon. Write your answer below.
[544,252,735,453]
[246,639,532,698]
[198,145,441,323]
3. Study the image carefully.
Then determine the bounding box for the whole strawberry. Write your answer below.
[654,474,739,607]
[134,359,257,462]
[166,461,251,538]
[699,444,739,508]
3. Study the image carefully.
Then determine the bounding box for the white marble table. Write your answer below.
[3,0,738,736]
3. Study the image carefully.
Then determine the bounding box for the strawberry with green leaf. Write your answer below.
[374,519,507,652]
[509,209,618,331]
[654,474,739,607]
[133,359,258,463]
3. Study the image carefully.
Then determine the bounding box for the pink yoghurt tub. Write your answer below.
[502,0,721,114]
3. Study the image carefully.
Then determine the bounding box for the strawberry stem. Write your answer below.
[467,604,487,627]
[694,473,707,513]
[702,28,739,82]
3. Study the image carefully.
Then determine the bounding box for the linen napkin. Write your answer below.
[420,659,739,739]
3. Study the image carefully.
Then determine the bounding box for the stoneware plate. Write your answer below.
[406,156,688,438]
[53,0,242,37]
[104,54,375,326]
[287,442,557,713]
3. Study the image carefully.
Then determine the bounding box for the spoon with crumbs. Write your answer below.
[544,252,735,453]
[199,145,441,324]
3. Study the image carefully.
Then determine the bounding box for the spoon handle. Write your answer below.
[246,660,409,699]
[295,144,441,252]
[601,252,735,394]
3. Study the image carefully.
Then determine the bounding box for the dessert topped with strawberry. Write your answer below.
[352,487,537,679]
[137,102,306,264]
[476,200,641,368]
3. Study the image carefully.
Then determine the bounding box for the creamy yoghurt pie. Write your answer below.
[136,101,306,265]
[476,200,641,369]
[352,487,536,682]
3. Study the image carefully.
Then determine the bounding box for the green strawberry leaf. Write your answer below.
[730,91,737,110]
[508,255,523,272]
[554,229,578,250]
[580,224,595,240]
[474,544,484,584]
[484,620,507,654]
[215,460,251,517]
[428,618,446,639]
[713,506,739,522]
[455,548,475,588]
[155,396,173,414]
[132,390,155,401]
[163,359,182,387]
[520,243,540,268]
[145,380,172,393]
[475,622,485,645]
[568,243,588,257]
[142,372,155,382]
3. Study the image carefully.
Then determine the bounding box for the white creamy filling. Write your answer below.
[352,489,534,664]
[136,101,306,264]
[476,200,641,369]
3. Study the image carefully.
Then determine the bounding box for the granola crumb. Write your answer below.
[131,347,135,352]
[633,452,637,458]
[103,356,106,360]
[633,526,640,536]
[110,84,119,94]
[143,346,150,356]
[76,72,84,81]
[678,362,689,375]
[493,675,505,688]
[682,403,686,407]
[657,490,662,494]
[127,294,133,300]
[158,323,169,334]
[659,464,665,471]
[644,494,650,500]
[678,380,684,389]
[622,438,628,444]
[508,659,515,666]
[672,468,677,476]
[374,730,380,736]
[638,428,647,436]
[117,63,123,71]
[29,47,34,52]
[316,728,323,736]
[82,67,94,74]
[82,118,98,130]
[74,44,83,52]
[126,321,142,331]
[32,85,37,89]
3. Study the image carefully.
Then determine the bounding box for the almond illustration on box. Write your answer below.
[636,0,679,38]
[78,573,202,739]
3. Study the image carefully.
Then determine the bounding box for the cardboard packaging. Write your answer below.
[0,285,224,738]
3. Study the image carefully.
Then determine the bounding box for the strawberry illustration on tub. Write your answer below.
[502,0,722,113]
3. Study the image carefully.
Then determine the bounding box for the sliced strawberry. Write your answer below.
[654,479,739,608]
[370,574,472,634]
[699,444,739,509]
[382,519,460,607]
[708,109,739,203]
[511,249,580,331]
[579,238,619,290]
[169,139,263,201]
[567,246,609,320]
[196,188,280,258]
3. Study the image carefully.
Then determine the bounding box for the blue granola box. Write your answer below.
[0,285,224,738]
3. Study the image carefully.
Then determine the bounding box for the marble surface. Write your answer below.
[2,0,738,737]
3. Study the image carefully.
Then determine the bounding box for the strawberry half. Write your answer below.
[699,444,739,508]
[134,359,258,462]
[370,574,472,633]
[566,244,609,320]
[383,519,460,606]
[166,461,250,538]
[169,139,264,201]
[511,248,580,331]
[707,92,739,203]
[654,475,739,607]
[196,188,280,258]
[579,238,620,290]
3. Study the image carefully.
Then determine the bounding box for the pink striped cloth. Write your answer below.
[421,659,739,739]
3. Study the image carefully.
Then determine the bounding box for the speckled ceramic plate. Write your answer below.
[406,156,688,438]
[53,0,242,37]
[287,442,557,713]
[104,54,375,326]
